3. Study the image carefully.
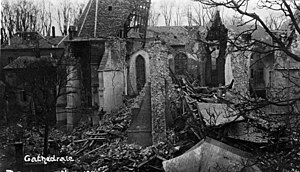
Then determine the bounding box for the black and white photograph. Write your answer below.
[1,0,300,171]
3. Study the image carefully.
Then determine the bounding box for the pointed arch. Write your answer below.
[129,50,150,94]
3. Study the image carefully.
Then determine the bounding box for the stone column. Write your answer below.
[148,41,171,144]
[205,50,212,86]
[98,71,104,110]
[56,85,67,127]
[66,61,81,130]
[91,64,99,107]
[217,56,225,85]
[198,56,207,86]
[230,50,251,97]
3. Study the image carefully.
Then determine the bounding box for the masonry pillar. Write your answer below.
[216,39,227,86]
[148,41,171,144]
[56,86,67,127]
[199,57,206,86]
[229,50,251,97]
[91,62,100,125]
[91,64,99,107]
[66,58,81,130]
[205,48,212,86]
[217,55,226,85]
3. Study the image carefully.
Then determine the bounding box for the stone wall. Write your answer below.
[168,52,199,80]
[268,49,300,113]
[147,41,172,144]
[66,57,81,130]
[127,82,152,146]
[128,50,150,95]
[227,50,251,97]
[98,39,126,113]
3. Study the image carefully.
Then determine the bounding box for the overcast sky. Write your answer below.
[151,0,279,26]
[1,0,283,36]
[59,0,276,25]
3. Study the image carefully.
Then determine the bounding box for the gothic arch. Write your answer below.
[136,55,146,92]
[174,52,188,75]
[169,52,198,77]
[129,50,150,94]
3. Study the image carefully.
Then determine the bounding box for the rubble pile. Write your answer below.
[3,75,300,171]
[48,126,177,171]
[17,94,177,171]
[168,74,300,171]
[43,75,298,171]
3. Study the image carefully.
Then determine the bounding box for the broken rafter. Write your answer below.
[73,139,87,143]
[84,144,106,155]
[88,137,106,140]
[94,0,99,38]
[78,0,93,37]
[137,155,156,168]
[86,133,107,136]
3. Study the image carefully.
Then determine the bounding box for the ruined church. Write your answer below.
[2,0,299,146]
[56,0,231,136]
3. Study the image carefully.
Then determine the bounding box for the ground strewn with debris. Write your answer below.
[1,77,300,171]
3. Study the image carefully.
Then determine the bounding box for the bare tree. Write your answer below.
[1,0,40,38]
[11,46,80,156]
[224,12,244,25]
[160,0,174,26]
[193,3,207,26]
[148,3,160,26]
[1,0,15,39]
[14,0,40,32]
[56,0,84,35]
[185,5,194,26]
[195,0,300,170]
[185,3,215,26]
[1,0,56,42]
[174,6,184,26]
[39,0,53,36]
[265,13,286,30]
[198,0,300,62]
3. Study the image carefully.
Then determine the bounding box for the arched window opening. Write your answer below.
[210,46,219,71]
[174,53,188,75]
[136,55,146,92]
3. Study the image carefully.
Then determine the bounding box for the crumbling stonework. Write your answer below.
[66,53,81,130]
[147,41,172,144]
[128,50,150,95]
[205,11,228,86]
[127,82,152,146]
[98,38,127,113]
[228,50,251,97]
[267,49,300,113]
[168,52,198,79]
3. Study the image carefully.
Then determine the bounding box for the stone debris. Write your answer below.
[3,74,300,171]
[163,137,262,172]
[10,96,175,171]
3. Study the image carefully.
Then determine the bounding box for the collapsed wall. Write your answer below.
[98,39,126,113]
[226,49,251,97]
[147,41,172,144]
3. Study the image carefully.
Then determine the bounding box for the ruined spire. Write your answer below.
[206,10,227,41]
[76,0,150,39]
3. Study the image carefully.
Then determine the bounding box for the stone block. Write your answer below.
[163,137,261,172]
